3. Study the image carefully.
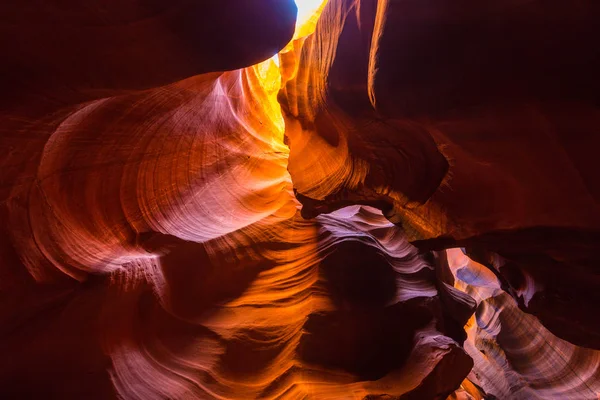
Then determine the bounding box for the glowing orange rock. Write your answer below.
[1,0,600,398]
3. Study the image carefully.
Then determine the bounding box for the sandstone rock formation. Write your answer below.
[1,0,599,399]
[281,0,600,351]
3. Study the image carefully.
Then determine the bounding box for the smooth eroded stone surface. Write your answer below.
[0,0,297,108]
[1,0,599,398]
[280,0,600,349]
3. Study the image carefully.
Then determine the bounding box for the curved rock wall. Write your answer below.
[1,0,599,399]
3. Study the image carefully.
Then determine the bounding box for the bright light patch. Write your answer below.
[294,0,328,39]
[253,0,328,147]
[295,0,325,27]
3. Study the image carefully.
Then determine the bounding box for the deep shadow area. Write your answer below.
[298,240,432,380]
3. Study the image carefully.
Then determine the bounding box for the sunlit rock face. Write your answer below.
[281,0,600,350]
[1,0,599,399]
[447,249,600,399]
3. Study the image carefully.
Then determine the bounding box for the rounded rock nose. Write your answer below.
[1,0,298,98]
[203,0,298,69]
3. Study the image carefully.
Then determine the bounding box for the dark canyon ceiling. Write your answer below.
[1,0,599,399]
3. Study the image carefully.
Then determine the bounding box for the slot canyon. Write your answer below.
[1,0,600,398]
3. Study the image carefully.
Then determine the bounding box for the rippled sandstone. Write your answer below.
[1,0,599,399]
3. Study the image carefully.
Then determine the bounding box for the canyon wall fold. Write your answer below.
[1,0,599,399]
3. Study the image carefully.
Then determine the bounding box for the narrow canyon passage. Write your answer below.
[1,0,600,399]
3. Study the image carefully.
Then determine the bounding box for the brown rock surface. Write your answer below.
[1,0,599,398]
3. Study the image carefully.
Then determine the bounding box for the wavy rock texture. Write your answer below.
[1,0,599,399]
[280,0,600,350]
[448,249,600,399]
